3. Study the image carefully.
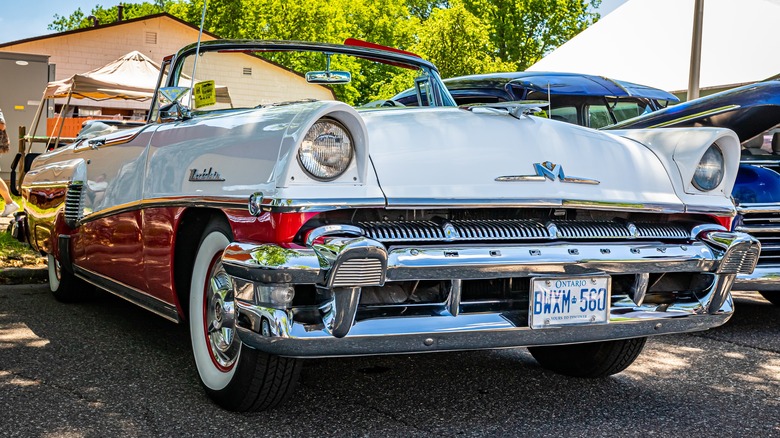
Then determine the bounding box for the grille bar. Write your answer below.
[737,209,780,265]
[358,220,690,243]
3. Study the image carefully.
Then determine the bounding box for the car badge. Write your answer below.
[495,161,599,185]
[189,167,226,182]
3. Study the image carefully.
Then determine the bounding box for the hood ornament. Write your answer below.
[496,161,600,185]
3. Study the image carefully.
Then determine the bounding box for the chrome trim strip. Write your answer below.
[222,241,722,284]
[259,197,387,212]
[73,131,142,151]
[733,265,780,291]
[386,198,673,212]
[385,243,717,281]
[77,196,249,224]
[73,265,180,323]
[72,194,736,220]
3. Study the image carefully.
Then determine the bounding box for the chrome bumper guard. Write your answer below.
[221,228,759,358]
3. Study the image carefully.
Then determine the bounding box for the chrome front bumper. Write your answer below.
[222,229,759,358]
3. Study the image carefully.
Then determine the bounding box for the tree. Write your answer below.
[462,0,600,70]
[48,2,174,31]
[411,2,514,79]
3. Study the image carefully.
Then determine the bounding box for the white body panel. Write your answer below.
[25,102,739,219]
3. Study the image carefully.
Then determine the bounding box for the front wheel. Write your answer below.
[189,219,301,412]
[48,254,90,302]
[528,338,647,378]
[758,291,780,306]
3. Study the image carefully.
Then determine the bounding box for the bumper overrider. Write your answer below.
[221,225,759,358]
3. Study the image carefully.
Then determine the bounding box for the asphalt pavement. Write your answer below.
[1,284,779,437]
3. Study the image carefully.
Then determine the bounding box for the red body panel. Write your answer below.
[70,206,317,310]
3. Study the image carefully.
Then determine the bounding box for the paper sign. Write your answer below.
[193,80,216,108]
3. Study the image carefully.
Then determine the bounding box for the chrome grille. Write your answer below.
[554,221,632,239]
[634,223,690,239]
[332,258,384,287]
[64,183,84,226]
[358,220,691,243]
[360,221,445,241]
[451,219,548,240]
[736,205,780,266]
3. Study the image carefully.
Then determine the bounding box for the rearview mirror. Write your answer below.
[305,70,352,84]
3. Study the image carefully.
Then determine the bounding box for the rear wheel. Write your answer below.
[528,337,647,378]
[189,218,301,412]
[758,291,780,306]
[48,254,90,302]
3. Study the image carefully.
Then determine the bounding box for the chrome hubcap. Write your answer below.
[204,258,239,370]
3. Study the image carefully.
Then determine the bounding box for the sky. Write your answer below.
[0,0,629,44]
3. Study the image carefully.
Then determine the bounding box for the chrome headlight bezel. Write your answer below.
[297,118,354,181]
[692,143,725,192]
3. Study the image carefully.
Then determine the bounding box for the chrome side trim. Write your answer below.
[73,265,180,323]
[69,194,737,220]
[76,196,249,224]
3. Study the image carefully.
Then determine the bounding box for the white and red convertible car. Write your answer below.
[16,40,759,411]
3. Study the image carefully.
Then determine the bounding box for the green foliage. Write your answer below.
[47,0,601,99]
[461,0,601,70]
[49,2,173,31]
[411,1,515,79]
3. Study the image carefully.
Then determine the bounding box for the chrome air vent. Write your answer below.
[64,183,85,227]
[358,220,691,243]
[331,258,384,287]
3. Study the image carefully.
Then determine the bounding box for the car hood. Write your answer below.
[359,108,683,210]
[606,81,780,143]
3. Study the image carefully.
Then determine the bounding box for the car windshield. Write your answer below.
[153,41,454,118]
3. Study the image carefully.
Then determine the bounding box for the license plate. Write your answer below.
[529,276,610,329]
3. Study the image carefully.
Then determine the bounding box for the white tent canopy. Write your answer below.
[528,0,780,94]
[44,50,231,103]
[44,50,163,100]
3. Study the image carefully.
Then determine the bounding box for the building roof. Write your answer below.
[0,12,218,48]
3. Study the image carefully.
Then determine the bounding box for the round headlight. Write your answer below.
[298,119,353,181]
[692,144,724,191]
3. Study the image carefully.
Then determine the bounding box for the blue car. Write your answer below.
[393,71,679,128]
[611,81,780,305]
